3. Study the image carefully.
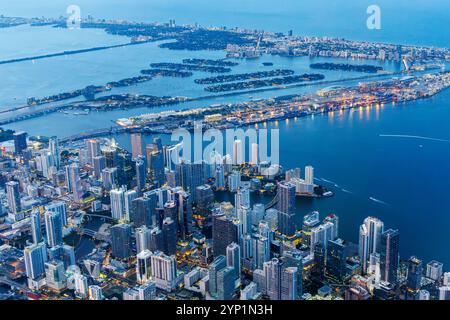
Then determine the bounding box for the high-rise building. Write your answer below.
[283,250,303,299]
[150,251,177,291]
[426,260,443,282]
[49,136,60,169]
[240,282,259,300]
[264,258,283,300]
[135,157,146,195]
[228,171,241,192]
[110,224,132,259]
[406,256,423,296]
[86,139,101,165]
[281,267,298,300]
[233,139,243,165]
[304,166,314,185]
[74,273,89,298]
[212,212,239,256]
[13,131,28,154]
[131,196,156,228]
[46,202,68,226]
[359,217,384,274]
[419,289,430,301]
[101,167,118,190]
[88,285,104,300]
[162,217,177,256]
[102,145,118,168]
[310,220,337,253]
[30,210,42,244]
[48,244,75,269]
[124,189,138,222]
[44,210,63,247]
[131,133,144,159]
[24,242,47,281]
[93,155,106,179]
[252,203,266,226]
[67,163,83,202]
[110,187,126,221]
[138,281,157,300]
[135,226,152,254]
[45,260,67,291]
[209,255,227,298]
[251,143,259,165]
[253,234,270,270]
[439,286,450,300]
[149,226,164,252]
[380,229,400,285]
[6,181,21,215]
[276,182,296,236]
[226,243,241,280]
[164,143,182,172]
[136,249,152,284]
[325,238,347,283]
[217,266,236,300]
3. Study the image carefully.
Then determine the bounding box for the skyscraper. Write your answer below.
[88,285,104,300]
[131,133,144,159]
[110,224,132,259]
[30,210,42,244]
[131,197,155,228]
[162,217,177,255]
[264,258,283,300]
[13,131,27,154]
[380,229,400,285]
[44,210,63,247]
[101,167,118,190]
[426,260,443,282]
[24,242,47,281]
[276,182,296,236]
[359,217,384,274]
[251,143,259,165]
[135,157,146,195]
[135,226,152,254]
[67,163,83,202]
[74,273,89,298]
[46,202,68,226]
[226,242,241,280]
[406,256,423,297]
[124,189,138,222]
[93,155,106,179]
[304,165,314,185]
[150,251,177,291]
[149,226,164,252]
[110,187,126,221]
[213,212,239,256]
[6,181,21,215]
[325,238,347,283]
[209,255,227,298]
[233,140,243,165]
[136,249,152,284]
[253,234,270,270]
[310,221,335,253]
[281,267,298,300]
[45,260,67,291]
[86,139,101,165]
[49,136,60,169]
[217,266,236,300]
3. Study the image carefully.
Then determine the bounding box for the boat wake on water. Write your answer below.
[319,178,353,194]
[379,134,450,143]
[369,197,390,206]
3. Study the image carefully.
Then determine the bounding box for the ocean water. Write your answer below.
[1,1,450,266]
